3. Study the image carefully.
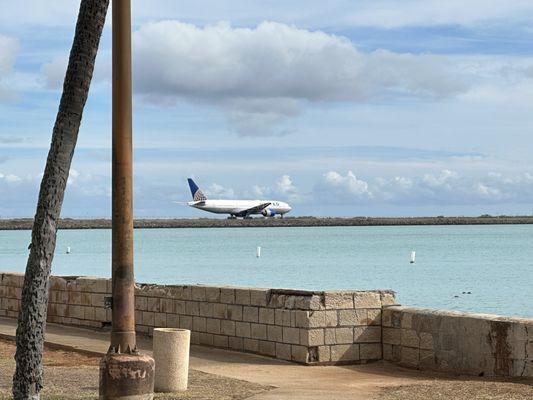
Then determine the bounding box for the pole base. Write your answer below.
[99,352,155,400]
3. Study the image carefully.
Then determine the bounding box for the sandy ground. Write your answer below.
[0,338,271,400]
[377,377,533,400]
[1,337,533,399]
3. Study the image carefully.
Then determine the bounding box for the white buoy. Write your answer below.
[256,246,261,258]
[66,246,71,254]
[410,251,416,264]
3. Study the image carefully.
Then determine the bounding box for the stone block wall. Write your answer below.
[0,272,112,329]
[0,272,24,319]
[133,285,394,364]
[0,272,394,365]
[382,306,533,377]
[4,271,532,374]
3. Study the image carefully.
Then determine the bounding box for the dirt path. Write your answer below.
[0,338,271,400]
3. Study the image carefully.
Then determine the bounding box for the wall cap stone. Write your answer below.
[385,306,533,325]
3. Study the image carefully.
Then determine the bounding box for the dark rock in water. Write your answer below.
[454,295,459,298]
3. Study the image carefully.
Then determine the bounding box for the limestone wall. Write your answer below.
[0,272,393,365]
[6,271,530,374]
[382,306,533,377]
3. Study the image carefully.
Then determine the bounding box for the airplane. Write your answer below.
[186,178,292,219]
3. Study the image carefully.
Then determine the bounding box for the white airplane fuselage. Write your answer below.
[188,199,292,217]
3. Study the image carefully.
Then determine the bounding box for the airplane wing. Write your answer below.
[235,202,271,217]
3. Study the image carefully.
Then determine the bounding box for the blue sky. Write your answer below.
[1,0,533,217]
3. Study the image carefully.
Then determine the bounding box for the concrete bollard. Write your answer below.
[153,328,190,393]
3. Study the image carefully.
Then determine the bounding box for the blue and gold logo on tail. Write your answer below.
[188,178,207,201]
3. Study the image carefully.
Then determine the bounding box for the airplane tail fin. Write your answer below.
[187,178,207,201]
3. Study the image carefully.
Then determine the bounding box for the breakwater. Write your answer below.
[1,215,533,230]
[1,271,532,376]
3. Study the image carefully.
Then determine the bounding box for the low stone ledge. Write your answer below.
[0,271,391,365]
[383,306,533,378]
[0,272,25,288]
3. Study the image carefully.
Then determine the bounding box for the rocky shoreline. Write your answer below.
[1,216,532,230]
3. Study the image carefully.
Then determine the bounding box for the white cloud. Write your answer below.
[0,172,22,183]
[61,169,108,197]
[421,169,458,188]
[67,168,80,185]
[40,52,110,90]
[276,175,297,195]
[317,171,373,202]
[475,182,501,199]
[0,135,28,144]
[0,35,20,101]
[314,169,533,206]
[248,174,301,201]
[134,20,465,101]
[0,1,79,28]
[5,0,533,30]
[0,169,110,217]
[0,36,18,74]
[205,182,235,199]
[133,21,468,135]
[41,55,68,89]
[351,0,533,29]
[251,185,265,198]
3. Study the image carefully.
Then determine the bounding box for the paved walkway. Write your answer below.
[0,317,437,399]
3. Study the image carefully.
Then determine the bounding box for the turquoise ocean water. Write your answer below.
[0,225,532,318]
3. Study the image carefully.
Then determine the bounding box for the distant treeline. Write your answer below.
[1,216,533,230]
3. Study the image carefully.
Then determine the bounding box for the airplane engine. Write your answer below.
[261,208,276,217]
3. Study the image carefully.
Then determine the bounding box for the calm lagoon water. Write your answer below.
[1,225,532,318]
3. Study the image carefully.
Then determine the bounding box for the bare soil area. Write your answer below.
[0,338,271,400]
[1,338,532,399]
[378,377,533,400]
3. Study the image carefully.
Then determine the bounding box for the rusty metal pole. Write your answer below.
[111,0,135,354]
[99,0,154,398]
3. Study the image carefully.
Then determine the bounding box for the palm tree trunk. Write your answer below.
[13,1,109,398]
